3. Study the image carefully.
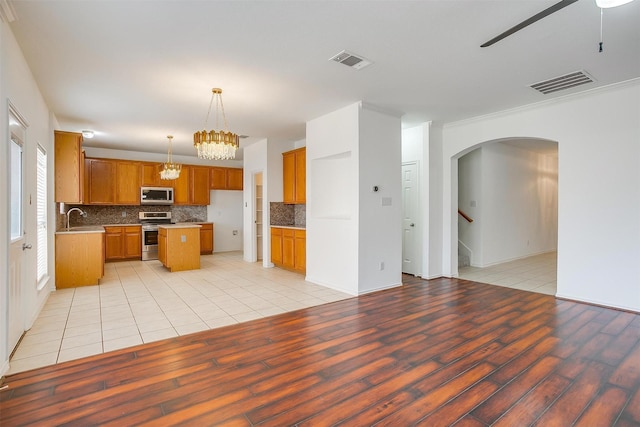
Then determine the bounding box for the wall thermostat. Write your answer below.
[373,186,379,192]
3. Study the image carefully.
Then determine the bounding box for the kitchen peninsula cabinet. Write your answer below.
[54,131,85,203]
[104,225,142,261]
[210,167,243,190]
[55,229,104,288]
[270,226,305,273]
[283,147,305,204]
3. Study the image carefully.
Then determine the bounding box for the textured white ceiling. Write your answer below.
[7,0,640,159]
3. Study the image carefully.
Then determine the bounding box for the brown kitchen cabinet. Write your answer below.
[55,231,104,288]
[191,166,211,205]
[85,158,115,204]
[283,147,305,204]
[210,167,243,190]
[116,161,141,205]
[270,226,305,273]
[104,225,142,261]
[141,162,174,187]
[54,131,85,203]
[270,227,283,265]
[172,165,190,205]
[85,158,141,205]
[158,225,201,272]
[199,222,214,254]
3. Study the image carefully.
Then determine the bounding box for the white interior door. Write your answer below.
[402,162,418,275]
[8,106,29,354]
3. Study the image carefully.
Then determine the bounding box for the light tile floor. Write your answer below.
[8,252,352,375]
[458,251,557,296]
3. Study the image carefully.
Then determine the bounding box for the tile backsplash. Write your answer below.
[58,204,207,229]
[270,202,306,227]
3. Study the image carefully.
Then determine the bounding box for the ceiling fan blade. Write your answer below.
[481,0,579,48]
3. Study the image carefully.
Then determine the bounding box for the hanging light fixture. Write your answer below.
[160,135,181,180]
[194,88,239,160]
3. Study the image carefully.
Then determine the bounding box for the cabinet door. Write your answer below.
[104,226,124,261]
[283,152,296,204]
[199,223,214,254]
[87,159,116,204]
[141,163,160,186]
[270,227,283,265]
[294,229,306,272]
[282,229,295,268]
[227,168,243,190]
[210,167,227,189]
[158,227,167,265]
[124,226,142,259]
[191,166,210,205]
[116,161,141,205]
[295,149,306,203]
[173,165,190,205]
[54,131,84,203]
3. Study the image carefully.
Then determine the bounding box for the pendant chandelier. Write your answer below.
[160,135,181,180]
[194,88,239,160]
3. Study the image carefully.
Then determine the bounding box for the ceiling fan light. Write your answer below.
[595,0,635,8]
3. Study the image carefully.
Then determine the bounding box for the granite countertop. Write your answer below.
[271,225,306,230]
[55,226,106,234]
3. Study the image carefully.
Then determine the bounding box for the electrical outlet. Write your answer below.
[181,235,186,243]
[380,261,385,271]
[233,230,238,235]
[121,211,127,218]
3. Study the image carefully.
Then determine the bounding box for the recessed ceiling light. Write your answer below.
[82,130,94,139]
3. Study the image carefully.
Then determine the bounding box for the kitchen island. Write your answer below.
[158,224,201,272]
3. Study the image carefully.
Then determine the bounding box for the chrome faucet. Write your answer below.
[66,207,87,229]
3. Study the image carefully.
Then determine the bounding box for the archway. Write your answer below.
[451,137,558,294]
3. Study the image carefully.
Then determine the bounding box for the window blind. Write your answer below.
[36,144,47,285]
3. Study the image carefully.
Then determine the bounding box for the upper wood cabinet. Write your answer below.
[210,167,243,190]
[173,165,190,205]
[283,147,306,204]
[85,158,141,205]
[116,161,141,205]
[85,158,115,204]
[191,166,211,205]
[54,131,84,203]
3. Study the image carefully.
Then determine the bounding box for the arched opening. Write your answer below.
[454,137,558,294]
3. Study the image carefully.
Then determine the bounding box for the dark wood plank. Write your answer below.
[0,276,638,426]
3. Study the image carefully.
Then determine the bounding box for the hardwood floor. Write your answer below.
[1,276,639,426]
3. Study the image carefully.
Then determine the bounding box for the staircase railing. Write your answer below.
[458,209,473,223]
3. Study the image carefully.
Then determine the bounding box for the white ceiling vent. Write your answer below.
[529,70,595,95]
[329,50,372,70]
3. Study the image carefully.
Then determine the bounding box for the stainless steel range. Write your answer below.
[139,211,172,261]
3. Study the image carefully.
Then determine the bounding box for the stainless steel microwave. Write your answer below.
[140,187,174,205]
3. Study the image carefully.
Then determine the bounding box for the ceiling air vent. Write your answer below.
[529,70,595,95]
[329,50,372,70]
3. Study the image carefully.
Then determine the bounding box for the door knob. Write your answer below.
[410,223,415,227]
[22,243,32,250]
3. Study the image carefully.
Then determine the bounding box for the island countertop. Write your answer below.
[158,224,202,229]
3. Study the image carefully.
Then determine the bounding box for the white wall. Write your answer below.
[207,190,243,252]
[458,147,483,265]
[307,102,402,295]
[1,19,56,374]
[358,106,402,293]
[443,80,640,312]
[307,103,360,294]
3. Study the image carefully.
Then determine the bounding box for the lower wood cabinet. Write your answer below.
[55,231,104,288]
[158,226,201,272]
[104,225,142,262]
[270,227,305,273]
[198,222,214,254]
